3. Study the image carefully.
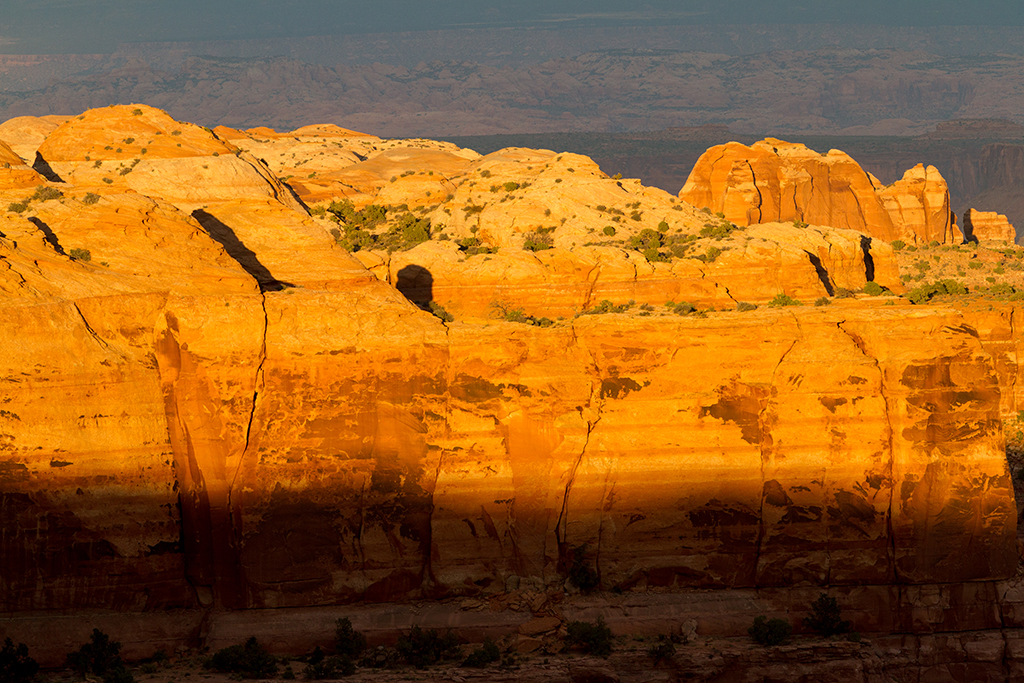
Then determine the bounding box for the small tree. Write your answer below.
[803,593,850,636]
[748,616,791,646]
[1,638,38,683]
[565,617,613,657]
[66,629,133,683]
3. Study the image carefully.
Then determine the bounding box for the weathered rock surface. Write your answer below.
[964,208,1018,244]
[680,138,960,245]
[0,107,1019,645]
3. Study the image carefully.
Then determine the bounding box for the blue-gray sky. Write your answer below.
[4,0,1023,53]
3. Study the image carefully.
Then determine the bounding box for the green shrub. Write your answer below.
[603,226,616,236]
[646,636,675,664]
[568,544,599,593]
[502,181,520,192]
[69,248,92,262]
[1,638,38,683]
[7,202,28,213]
[814,297,831,306]
[303,655,354,679]
[862,281,888,296]
[748,616,791,646]
[523,229,554,251]
[30,186,62,202]
[657,220,670,233]
[672,301,696,316]
[803,593,850,637]
[82,193,101,205]
[580,300,633,315]
[906,279,968,304]
[461,639,500,668]
[736,301,757,312]
[395,627,461,669]
[891,240,906,251]
[792,219,809,229]
[205,637,278,679]
[565,617,613,657]
[428,302,453,323]
[334,618,366,659]
[66,629,133,683]
[131,109,142,116]
[479,169,491,178]
[768,293,800,307]
[968,260,984,270]
[833,287,855,298]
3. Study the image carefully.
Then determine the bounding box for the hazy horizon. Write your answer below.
[3,0,1024,54]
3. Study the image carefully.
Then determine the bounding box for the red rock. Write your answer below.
[964,208,1017,244]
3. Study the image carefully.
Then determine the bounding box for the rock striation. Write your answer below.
[0,106,1018,630]
[680,138,961,245]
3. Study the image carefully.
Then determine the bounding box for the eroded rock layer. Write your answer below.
[0,106,1018,618]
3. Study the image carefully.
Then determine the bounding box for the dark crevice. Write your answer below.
[192,210,293,292]
[804,249,834,295]
[28,217,65,255]
[860,234,876,283]
[395,264,434,310]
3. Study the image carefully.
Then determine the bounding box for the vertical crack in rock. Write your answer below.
[836,320,898,583]
[232,291,268,493]
[555,320,604,579]
[754,314,799,585]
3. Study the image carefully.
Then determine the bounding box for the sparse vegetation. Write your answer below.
[580,299,633,315]
[815,297,831,306]
[491,302,553,327]
[1,638,38,683]
[768,293,801,307]
[66,629,134,683]
[461,639,500,668]
[69,248,92,262]
[906,279,968,304]
[82,193,101,205]
[803,593,850,637]
[523,227,555,251]
[564,617,613,657]
[646,636,676,665]
[736,301,758,312]
[428,301,453,323]
[205,637,277,679]
[395,627,461,669]
[325,200,431,252]
[748,616,791,646]
[862,281,890,296]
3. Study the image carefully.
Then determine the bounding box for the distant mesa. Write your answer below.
[921,118,1024,140]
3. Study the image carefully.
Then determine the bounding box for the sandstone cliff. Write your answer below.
[0,106,1018,623]
[964,208,1017,244]
[680,139,961,245]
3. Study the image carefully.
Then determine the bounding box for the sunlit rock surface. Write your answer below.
[0,106,1017,620]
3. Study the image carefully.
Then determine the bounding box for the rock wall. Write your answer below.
[680,138,961,245]
[965,208,1018,244]
[0,106,1018,623]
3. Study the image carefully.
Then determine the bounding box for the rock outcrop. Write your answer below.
[0,107,1018,636]
[680,139,960,245]
[964,208,1017,244]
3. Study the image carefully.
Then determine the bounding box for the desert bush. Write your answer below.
[205,637,278,679]
[968,260,984,270]
[657,220,670,232]
[66,629,133,683]
[334,618,367,660]
[814,297,831,306]
[523,228,554,251]
[565,617,613,657]
[646,636,675,664]
[461,639,500,668]
[671,301,696,316]
[862,281,889,296]
[580,300,633,315]
[891,240,906,251]
[700,219,737,239]
[69,248,92,262]
[833,287,855,298]
[603,226,616,236]
[82,193,101,205]
[906,279,968,304]
[395,627,461,669]
[803,593,850,636]
[502,181,520,192]
[7,202,28,213]
[30,186,62,202]
[303,655,353,679]
[748,616,791,646]
[428,302,453,323]
[1,638,38,683]
[768,293,800,307]
[792,219,809,229]
[736,301,757,312]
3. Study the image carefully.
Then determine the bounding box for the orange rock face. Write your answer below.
[964,208,1017,244]
[680,139,960,245]
[0,106,1018,620]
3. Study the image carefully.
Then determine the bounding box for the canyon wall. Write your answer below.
[0,106,1018,623]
